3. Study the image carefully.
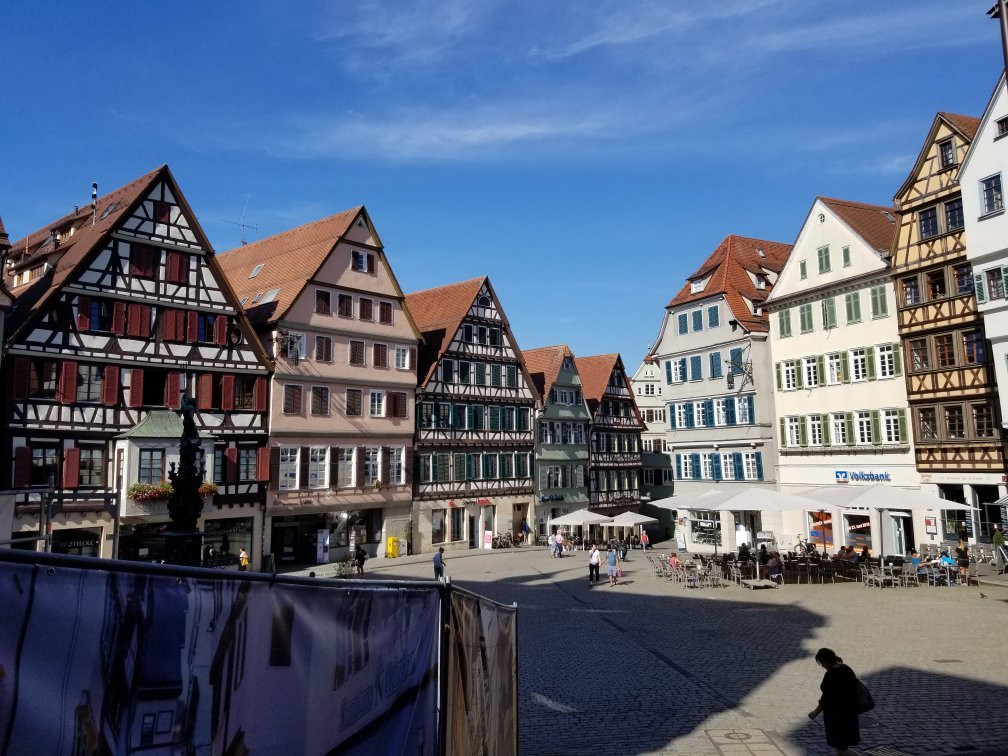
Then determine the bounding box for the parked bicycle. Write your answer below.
[794,535,819,556]
[492,531,513,549]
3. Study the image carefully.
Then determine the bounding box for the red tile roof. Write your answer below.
[3,165,178,334]
[405,277,488,386]
[818,197,897,254]
[574,353,620,406]
[216,207,362,325]
[523,344,573,398]
[940,111,981,141]
[666,235,792,333]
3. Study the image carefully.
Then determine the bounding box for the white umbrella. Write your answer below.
[800,484,972,511]
[703,487,827,512]
[610,511,658,527]
[647,490,720,511]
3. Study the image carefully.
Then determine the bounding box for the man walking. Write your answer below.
[433,547,446,580]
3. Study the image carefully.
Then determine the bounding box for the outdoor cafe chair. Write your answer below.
[859,564,878,587]
[899,563,921,587]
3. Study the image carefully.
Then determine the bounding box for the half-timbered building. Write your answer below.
[890,112,1008,541]
[1,166,271,562]
[575,354,645,512]
[524,345,591,538]
[217,207,421,567]
[405,277,538,554]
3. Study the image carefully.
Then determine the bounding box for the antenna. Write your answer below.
[223,195,259,245]
[91,182,98,227]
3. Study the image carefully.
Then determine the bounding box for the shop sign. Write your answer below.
[477,498,491,505]
[835,470,891,484]
[756,531,774,540]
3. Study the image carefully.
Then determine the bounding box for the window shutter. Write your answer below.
[840,352,850,383]
[974,273,987,304]
[1001,267,1008,298]
[187,311,198,342]
[103,366,119,406]
[166,372,181,409]
[269,447,281,489]
[779,418,786,446]
[223,446,238,484]
[298,446,309,489]
[58,361,78,404]
[256,446,270,481]
[675,455,682,479]
[404,449,413,485]
[845,413,854,445]
[77,297,91,331]
[684,402,694,428]
[678,358,686,381]
[892,344,903,376]
[129,368,144,407]
[746,395,755,423]
[381,447,391,484]
[125,303,139,337]
[215,315,228,346]
[754,453,764,481]
[665,361,673,384]
[62,448,80,489]
[356,446,366,486]
[254,377,267,411]
[366,254,375,274]
[897,409,907,443]
[822,414,831,446]
[866,347,876,380]
[733,452,744,480]
[668,403,676,429]
[798,417,808,446]
[329,447,339,489]
[409,347,417,371]
[162,309,176,341]
[725,398,736,425]
[704,399,714,424]
[711,453,722,481]
[221,375,235,411]
[112,301,126,335]
[691,453,701,480]
[14,446,32,488]
[816,355,825,381]
[690,355,702,380]
[775,363,782,391]
[870,410,881,445]
[166,251,178,282]
[197,373,213,410]
[794,362,803,389]
[139,305,151,338]
[13,357,29,400]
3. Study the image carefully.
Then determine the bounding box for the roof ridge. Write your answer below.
[220,206,362,257]
[818,196,894,211]
[407,275,487,297]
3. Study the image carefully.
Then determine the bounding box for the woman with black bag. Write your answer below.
[807,647,861,755]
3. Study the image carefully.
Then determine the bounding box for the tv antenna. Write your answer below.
[223,195,259,245]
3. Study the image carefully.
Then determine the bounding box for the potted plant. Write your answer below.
[198,482,219,497]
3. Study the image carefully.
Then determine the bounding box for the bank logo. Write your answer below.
[835,470,892,483]
[835,471,849,483]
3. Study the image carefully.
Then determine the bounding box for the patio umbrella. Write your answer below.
[703,487,839,553]
[548,509,613,542]
[610,511,658,527]
[800,484,971,511]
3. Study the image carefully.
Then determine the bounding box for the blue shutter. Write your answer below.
[669,403,677,429]
[690,355,702,381]
[730,348,743,375]
[746,395,755,424]
[691,453,701,480]
[754,453,764,481]
[708,305,720,328]
[678,358,687,382]
[711,453,722,481]
[725,398,736,425]
[692,310,703,331]
[675,454,682,479]
[684,402,694,427]
[665,360,673,384]
[733,452,744,480]
[678,313,688,334]
[704,399,714,424]
[710,352,722,378]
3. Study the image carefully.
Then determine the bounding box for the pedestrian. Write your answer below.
[354,544,367,576]
[588,542,601,586]
[606,544,621,586]
[556,532,565,558]
[520,517,531,545]
[433,547,445,580]
[238,547,249,571]
[807,648,860,755]
[640,529,650,552]
[548,532,557,558]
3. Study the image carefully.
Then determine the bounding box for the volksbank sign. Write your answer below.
[835,470,892,484]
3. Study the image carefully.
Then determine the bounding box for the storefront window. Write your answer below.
[451,508,465,541]
[203,517,253,568]
[808,511,834,548]
[51,528,101,557]
[348,509,383,544]
[432,509,447,544]
[690,510,721,546]
[843,513,872,553]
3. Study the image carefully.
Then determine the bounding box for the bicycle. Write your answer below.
[795,535,819,556]
[493,531,513,549]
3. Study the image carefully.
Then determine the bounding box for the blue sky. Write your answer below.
[2,1,1004,366]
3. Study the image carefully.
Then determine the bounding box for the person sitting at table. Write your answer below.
[738,543,752,562]
[859,546,869,561]
[668,553,682,569]
[762,552,783,582]
[758,544,770,565]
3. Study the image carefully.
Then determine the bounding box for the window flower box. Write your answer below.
[198,482,219,497]
[127,482,174,501]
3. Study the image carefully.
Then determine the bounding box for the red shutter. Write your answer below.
[162,309,173,341]
[58,361,78,404]
[129,368,144,407]
[269,447,281,489]
[293,386,303,415]
[77,297,91,331]
[166,252,179,282]
[221,375,235,411]
[112,301,126,335]
[256,446,270,482]
[139,306,151,338]
[409,347,417,372]
[253,377,267,411]
[404,450,413,486]
[225,446,239,484]
[13,357,29,400]
[197,373,213,410]
[14,446,32,488]
[215,315,228,346]
[103,366,119,405]
[166,372,181,409]
[356,446,365,487]
[126,304,139,337]
[366,254,375,274]
[187,311,198,342]
[63,448,80,489]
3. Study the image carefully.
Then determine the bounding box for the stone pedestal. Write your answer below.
[163,530,204,567]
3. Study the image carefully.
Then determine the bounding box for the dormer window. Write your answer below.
[756,247,766,258]
[690,279,705,294]
[249,263,265,279]
[938,138,955,169]
[756,275,767,290]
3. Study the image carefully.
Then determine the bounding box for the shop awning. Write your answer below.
[801,484,971,511]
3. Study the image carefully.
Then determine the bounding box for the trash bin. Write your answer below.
[385,537,399,558]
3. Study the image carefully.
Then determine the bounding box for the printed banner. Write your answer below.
[0,557,440,755]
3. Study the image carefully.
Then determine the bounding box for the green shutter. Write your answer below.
[841,352,850,383]
[775,362,782,391]
[974,273,987,304]
[845,413,854,445]
[779,418,786,446]
[870,410,881,445]
[897,409,907,444]
[892,343,903,376]
[822,414,831,446]
[453,453,466,482]
[866,347,876,380]
[1001,267,1008,299]
[816,355,825,384]
[794,361,803,389]
[798,417,808,446]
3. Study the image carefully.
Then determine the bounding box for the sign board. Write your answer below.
[756,531,774,540]
[924,516,938,536]
[318,529,331,564]
[483,530,493,549]
[675,532,687,551]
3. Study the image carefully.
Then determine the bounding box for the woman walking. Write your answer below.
[588,542,601,586]
[807,647,860,755]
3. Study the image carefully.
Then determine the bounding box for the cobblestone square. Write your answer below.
[319,545,1008,755]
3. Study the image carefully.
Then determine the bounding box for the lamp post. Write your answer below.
[989,2,1008,90]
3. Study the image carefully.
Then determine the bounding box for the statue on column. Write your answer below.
[165,394,206,562]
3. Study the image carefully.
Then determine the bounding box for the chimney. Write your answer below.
[91,182,98,226]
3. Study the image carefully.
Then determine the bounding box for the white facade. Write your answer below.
[960,74,1008,430]
[766,198,924,556]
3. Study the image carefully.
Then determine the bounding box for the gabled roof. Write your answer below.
[818,197,897,254]
[666,235,792,333]
[575,353,620,407]
[523,344,574,398]
[894,111,981,202]
[0,212,10,251]
[116,409,214,439]
[3,165,194,336]
[216,207,362,325]
[405,277,488,386]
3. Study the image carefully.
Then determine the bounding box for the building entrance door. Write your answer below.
[468,516,478,549]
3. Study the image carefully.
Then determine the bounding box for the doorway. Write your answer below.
[468,515,478,549]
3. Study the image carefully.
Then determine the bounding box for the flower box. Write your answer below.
[127,482,174,501]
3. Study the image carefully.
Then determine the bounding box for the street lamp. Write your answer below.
[988,2,1008,88]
